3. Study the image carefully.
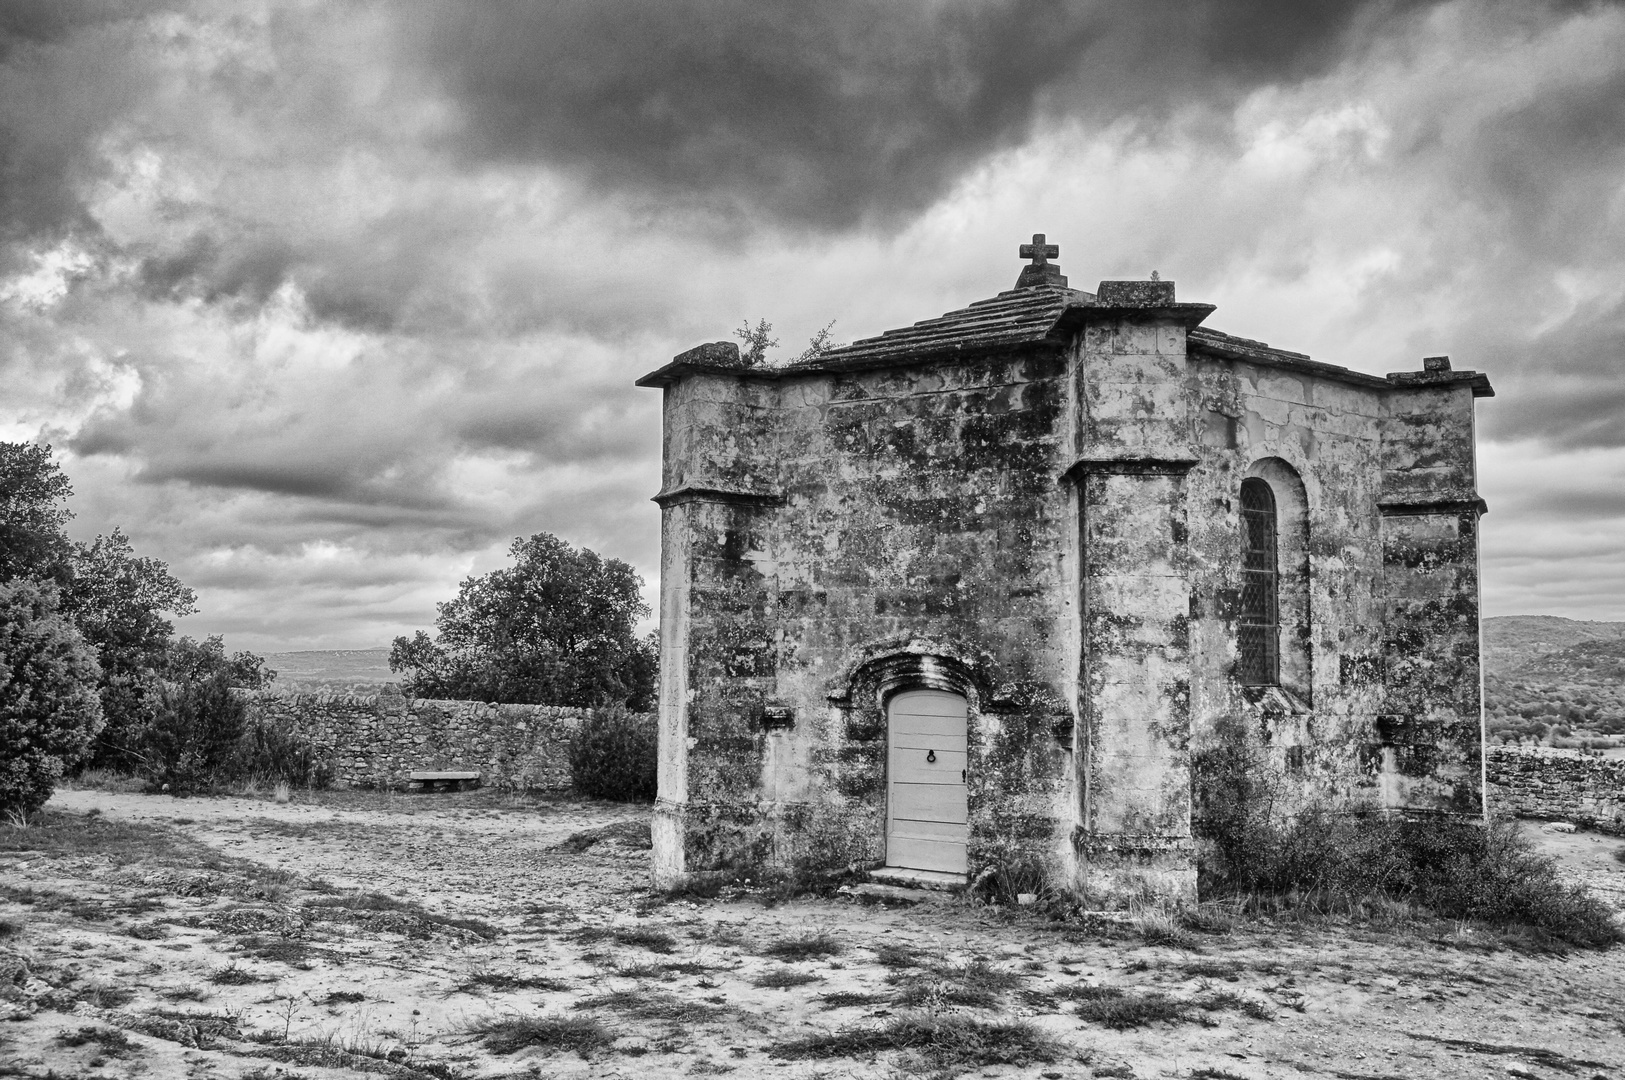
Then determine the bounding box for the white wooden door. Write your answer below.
[886,689,968,875]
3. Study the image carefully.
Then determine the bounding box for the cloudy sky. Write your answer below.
[3,0,1623,651]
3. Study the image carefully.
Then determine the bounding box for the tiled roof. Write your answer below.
[794,283,1092,371]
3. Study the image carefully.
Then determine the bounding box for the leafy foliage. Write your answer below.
[0,443,292,797]
[0,443,75,589]
[567,703,656,801]
[69,530,199,771]
[0,580,103,814]
[142,671,249,795]
[732,317,842,367]
[389,533,656,709]
[734,317,779,365]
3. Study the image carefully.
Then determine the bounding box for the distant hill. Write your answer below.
[1483,616,1625,746]
[258,619,1625,742]
[1484,615,1625,671]
[262,648,396,689]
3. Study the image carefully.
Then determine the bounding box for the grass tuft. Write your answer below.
[1067,986,1189,1029]
[321,990,366,1004]
[573,989,728,1023]
[467,1013,615,1057]
[208,962,263,985]
[453,969,570,994]
[572,924,678,953]
[761,931,843,960]
[79,983,137,1008]
[752,969,822,989]
[305,890,499,940]
[871,942,921,968]
[818,991,891,1009]
[770,1013,1069,1070]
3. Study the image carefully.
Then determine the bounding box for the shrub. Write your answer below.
[0,580,104,816]
[1193,716,1623,949]
[231,716,332,790]
[141,671,249,795]
[568,704,656,801]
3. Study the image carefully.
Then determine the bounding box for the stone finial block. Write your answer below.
[1096,280,1176,306]
[675,340,745,368]
[1423,355,1451,372]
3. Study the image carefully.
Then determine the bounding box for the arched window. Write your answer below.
[1238,477,1278,686]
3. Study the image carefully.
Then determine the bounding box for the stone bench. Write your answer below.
[408,769,481,793]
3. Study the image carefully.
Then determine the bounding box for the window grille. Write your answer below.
[1238,478,1279,685]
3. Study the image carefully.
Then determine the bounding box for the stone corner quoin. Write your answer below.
[636,236,1494,905]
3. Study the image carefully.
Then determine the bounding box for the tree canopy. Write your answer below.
[390,533,656,709]
[0,442,267,793]
[0,579,103,815]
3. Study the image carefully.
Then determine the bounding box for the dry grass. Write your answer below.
[752,969,822,989]
[305,890,499,940]
[769,1013,1070,1071]
[208,962,264,985]
[573,989,729,1023]
[760,931,843,960]
[871,942,922,968]
[452,969,570,994]
[571,924,678,953]
[1061,985,1272,1028]
[468,1013,615,1056]
[818,991,891,1009]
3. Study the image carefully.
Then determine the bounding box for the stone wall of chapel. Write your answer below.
[653,334,1488,885]
[1184,357,1391,806]
[660,351,1080,879]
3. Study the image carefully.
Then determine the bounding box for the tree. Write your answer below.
[167,634,276,689]
[0,580,103,816]
[390,533,656,709]
[0,442,202,772]
[65,530,197,771]
[0,442,75,588]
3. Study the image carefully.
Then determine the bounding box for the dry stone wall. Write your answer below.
[1486,746,1625,834]
[246,687,629,792]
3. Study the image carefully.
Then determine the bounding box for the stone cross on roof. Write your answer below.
[1019,233,1059,266]
[1015,232,1067,289]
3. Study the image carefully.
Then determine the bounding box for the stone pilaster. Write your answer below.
[1374,365,1489,816]
[1065,280,1212,904]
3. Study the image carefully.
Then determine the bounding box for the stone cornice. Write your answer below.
[1063,457,1200,482]
[1377,496,1488,517]
[651,483,785,508]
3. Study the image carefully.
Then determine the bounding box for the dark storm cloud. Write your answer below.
[136,232,298,309]
[0,1,160,260]
[1477,293,1625,450]
[1462,65,1625,260]
[398,0,1462,231]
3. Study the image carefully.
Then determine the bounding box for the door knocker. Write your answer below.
[926,750,937,763]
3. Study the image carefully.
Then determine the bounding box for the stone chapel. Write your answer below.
[636,236,1493,902]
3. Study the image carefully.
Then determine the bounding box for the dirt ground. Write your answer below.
[2,787,1623,1080]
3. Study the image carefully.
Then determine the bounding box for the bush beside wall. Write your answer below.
[244,687,653,792]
